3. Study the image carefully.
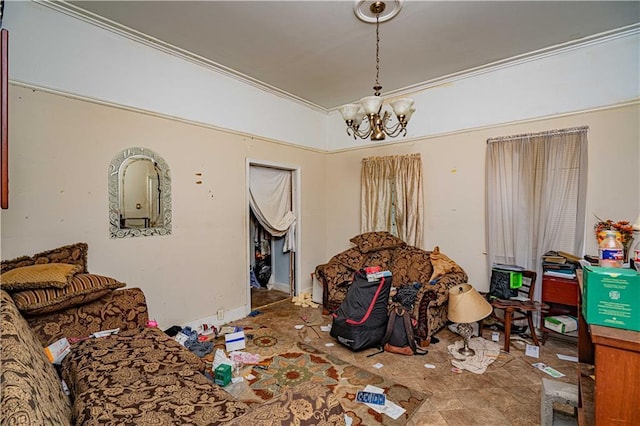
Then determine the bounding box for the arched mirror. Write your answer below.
[109,147,172,238]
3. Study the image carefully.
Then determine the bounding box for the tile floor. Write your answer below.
[230,298,579,426]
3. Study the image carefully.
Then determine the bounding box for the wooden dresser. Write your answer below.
[577,270,640,425]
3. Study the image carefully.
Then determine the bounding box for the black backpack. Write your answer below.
[330,270,391,352]
[380,306,428,356]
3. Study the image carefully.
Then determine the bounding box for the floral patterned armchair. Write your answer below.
[315,232,468,344]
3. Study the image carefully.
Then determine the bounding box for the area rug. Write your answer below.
[222,335,428,425]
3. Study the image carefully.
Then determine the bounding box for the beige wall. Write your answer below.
[325,103,640,291]
[0,86,328,327]
[2,85,638,326]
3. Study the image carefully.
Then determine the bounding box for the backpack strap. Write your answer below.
[402,307,428,356]
[381,306,429,356]
[345,277,387,325]
[380,306,398,346]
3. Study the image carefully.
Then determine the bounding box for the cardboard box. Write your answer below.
[214,364,232,386]
[583,266,640,332]
[544,315,578,334]
[224,330,246,352]
[44,337,71,364]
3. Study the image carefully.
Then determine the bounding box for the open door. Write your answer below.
[247,160,300,310]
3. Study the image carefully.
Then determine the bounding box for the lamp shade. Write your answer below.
[389,98,414,116]
[448,284,492,323]
[339,104,361,121]
[360,96,384,115]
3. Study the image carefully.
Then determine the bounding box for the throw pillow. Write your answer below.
[331,247,365,271]
[12,274,126,315]
[1,263,81,291]
[349,232,406,253]
[429,246,463,282]
[1,242,89,274]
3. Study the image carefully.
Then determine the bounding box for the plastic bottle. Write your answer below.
[629,229,640,269]
[598,230,623,268]
[631,214,640,268]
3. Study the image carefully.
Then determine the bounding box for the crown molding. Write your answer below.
[33,0,328,113]
[33,0,640,115]
[368,24,640,107]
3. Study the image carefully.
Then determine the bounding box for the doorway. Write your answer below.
[247,160,300,311]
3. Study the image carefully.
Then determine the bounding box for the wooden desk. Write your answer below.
[577,270,640,425]
[590,325,640,424]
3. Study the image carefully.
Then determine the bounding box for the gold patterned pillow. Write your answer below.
[1,242,89,274]
[1,263,81,291]
[12,274,126,315]
[331,247,365,271]
[349,232,406,253]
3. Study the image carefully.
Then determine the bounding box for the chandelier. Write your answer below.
[339,1,415,141]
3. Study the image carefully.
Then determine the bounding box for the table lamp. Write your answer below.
[448,284,493,357]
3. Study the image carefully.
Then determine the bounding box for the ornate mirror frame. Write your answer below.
[109,147,172,238]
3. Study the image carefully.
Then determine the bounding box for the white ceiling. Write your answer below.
[65,0,640,111]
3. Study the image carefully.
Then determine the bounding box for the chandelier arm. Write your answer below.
[382,121,407,138]
[345,119,374,140]
[354,119,374,140]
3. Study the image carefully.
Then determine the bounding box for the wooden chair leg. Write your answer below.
[503,308,513,353]
[527,312,540,346]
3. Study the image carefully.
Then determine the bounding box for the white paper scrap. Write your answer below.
[344,414,353,426]
[424,363,436,369]
[525,344,540,358]
[92,328,120,338]
[294,325,305,330]
[320,325,331,332]
[325,343,335,347]
[373,363,384,369]
[363,385,406,420]
[557,354,579,363]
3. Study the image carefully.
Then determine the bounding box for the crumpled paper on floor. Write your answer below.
[212,348,233,370]
[447,337,501,374]
[230,351,260,365]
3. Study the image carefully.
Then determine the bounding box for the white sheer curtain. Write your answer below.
[486,127,588,301]
[361,154,424,247]
[249,166,296,252]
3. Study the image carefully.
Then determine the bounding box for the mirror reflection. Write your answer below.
[109,147,172,238]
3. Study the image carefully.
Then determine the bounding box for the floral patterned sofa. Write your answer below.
[315,232,468,344]
[1,243,345,425]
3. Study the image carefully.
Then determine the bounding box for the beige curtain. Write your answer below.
[361,154,424,247]
[486,126,588,302]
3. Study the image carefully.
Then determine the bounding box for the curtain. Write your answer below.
[249,166,296,252]
[486,126,588,301]
[361,154,424,247]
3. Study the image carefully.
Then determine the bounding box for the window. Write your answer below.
[485,127,588,300]
[361,154,424,247]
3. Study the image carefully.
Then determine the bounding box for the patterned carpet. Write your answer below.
[208,327,429,425]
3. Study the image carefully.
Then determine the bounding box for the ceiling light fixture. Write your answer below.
[339,0,415,141]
